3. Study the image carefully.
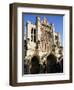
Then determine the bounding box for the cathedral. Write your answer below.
[24,16,63,66]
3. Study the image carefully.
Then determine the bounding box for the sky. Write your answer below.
[23,13,63,44]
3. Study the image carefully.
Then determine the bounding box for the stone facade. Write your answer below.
[24,16,63,64]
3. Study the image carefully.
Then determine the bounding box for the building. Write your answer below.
[24,16,63,65]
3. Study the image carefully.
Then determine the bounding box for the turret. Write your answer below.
[26,21,31,42]
[36,16,41,41]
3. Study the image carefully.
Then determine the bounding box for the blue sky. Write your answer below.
[23,13,63,44]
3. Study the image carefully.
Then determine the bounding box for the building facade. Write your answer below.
[24,16,63,65]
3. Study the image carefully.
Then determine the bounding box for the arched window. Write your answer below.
[34,29,36,42]
[31,28,36,42]
[31,28,33,41]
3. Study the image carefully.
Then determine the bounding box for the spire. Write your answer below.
[43,17,48,25]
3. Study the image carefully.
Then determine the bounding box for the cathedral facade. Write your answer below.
[24,16,63,65]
